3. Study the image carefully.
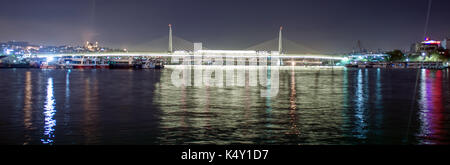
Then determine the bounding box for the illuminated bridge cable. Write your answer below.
[246,37,318,54]
[406,0,433,143]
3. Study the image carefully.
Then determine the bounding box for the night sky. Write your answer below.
[1,0,449,53]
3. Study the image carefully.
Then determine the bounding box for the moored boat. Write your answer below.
[142,60,165,69]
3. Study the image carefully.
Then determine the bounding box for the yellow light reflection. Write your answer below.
[23,71,33,145]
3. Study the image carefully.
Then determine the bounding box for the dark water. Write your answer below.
[0,67,450,145]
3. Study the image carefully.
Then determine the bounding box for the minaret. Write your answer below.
[278,26,283,54]
[168,24,173,53]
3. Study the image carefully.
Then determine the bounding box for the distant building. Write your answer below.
[6,41,29,48]
[442,38,449,50]
[1,40,118,56]
[411,38,441,55]
[410,43,418,54]
[85,41,99,52]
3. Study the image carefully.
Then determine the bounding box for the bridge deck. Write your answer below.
[34,52,347,60]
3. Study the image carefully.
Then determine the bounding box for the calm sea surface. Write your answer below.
[0,67,449,145]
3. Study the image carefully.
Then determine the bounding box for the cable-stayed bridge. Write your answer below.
[35,25,347,61]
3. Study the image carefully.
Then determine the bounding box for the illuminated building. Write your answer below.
[411,38,442,55]
[85,41,99,52]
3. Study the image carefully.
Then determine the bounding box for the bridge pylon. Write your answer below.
[168,24,173,54]
[279,26,283,54]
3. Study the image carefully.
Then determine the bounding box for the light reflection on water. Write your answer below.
[353,69,367,139]
[23,71,33,145]
[288,67,300,136]
[373,68,383,139]
[41,78,56,144]
[0,68,449,145]
[417,69,447,144]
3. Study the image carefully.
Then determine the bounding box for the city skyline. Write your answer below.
[0,0,449,53]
